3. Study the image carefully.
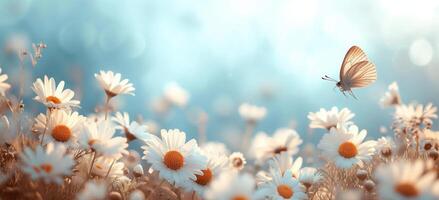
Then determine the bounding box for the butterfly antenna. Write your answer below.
[322,75,337,82]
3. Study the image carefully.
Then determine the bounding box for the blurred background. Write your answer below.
[1,0,439,148]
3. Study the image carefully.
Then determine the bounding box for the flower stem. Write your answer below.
[88,151,97,178]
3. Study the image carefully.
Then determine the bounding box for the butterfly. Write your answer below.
[322,46,377,99]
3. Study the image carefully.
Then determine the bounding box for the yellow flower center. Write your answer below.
[231,195,248,200]
[40,163,53,173]
[195,168,213,186]
[277,184,294,199]
[395,182,419,197]
[163,150,184,170]
[46,96,61,104]
[95,164,104,170]
[338,142,358,158]
[51,125,72,142]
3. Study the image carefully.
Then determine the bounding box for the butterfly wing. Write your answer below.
[339,46,369,81]
[342,61,377,89]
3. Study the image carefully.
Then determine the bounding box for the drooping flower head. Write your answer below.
[95,70,135,98]
[380,82,402,107]
[112,112,153,142]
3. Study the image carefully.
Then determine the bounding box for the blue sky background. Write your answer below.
[1,0,439,147]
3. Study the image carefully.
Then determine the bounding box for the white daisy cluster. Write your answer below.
[2,47,439,200]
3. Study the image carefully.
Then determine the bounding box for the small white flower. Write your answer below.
[122,150,141,169]
[298,167,322,189]
[376,136,396,157]
[163,82,189,107]
[204,171,261,200]
[256,152,303,185]
[112,112,153,142]
[95,70,135,97]
[34,109,85,147]
[142,129,207,186]
[380,82,402,107]
[79,120,128,159]
[375,160,438,200]
[308,107,355,130]
[257,169,307,200]
[420,129,439,153]
[229,152,246,171]
[77,181,107,200]
[317,126,376,169]
[0,68,11,96]
[395,103,438,127]
[133,164,144,176]
[250,128,303,163]
[129,190,145,200]
[31,76,80,108]
[239,103,267,123]
[20,143,74,184]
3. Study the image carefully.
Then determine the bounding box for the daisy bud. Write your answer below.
[129,190,145,200]
[428,150,439,160]
[363,180,375,192]
[133,164,144,177]
[356,169,368,181]
[109,191,122,200]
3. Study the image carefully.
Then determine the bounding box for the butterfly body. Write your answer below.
[323,46,377,99]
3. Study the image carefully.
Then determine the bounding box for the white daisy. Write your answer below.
[395,103,438,127]
[317,126,377,169]
[79,120,128,159]
[77,181,107,200]
[420,129,439,153]
[308,107,355,130]
[163,82,189,107]
[375,160,438,200]
[183,151,228,195]
[142,129,207,186]
[257,169,307,200]
[239,103,267,123]
[256,152,303,185]
[31,76,80,108]
[380,82,402,107]
[376,136,396,157]
[112,112,153,142]
[0,68,11,96]
[20,143,74,184]
[250,128,303,163]
[34,109,85,146]
[95,70,135,97]
[204,171,261,200]
[298,167,322,189]
[228,152,246,171]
